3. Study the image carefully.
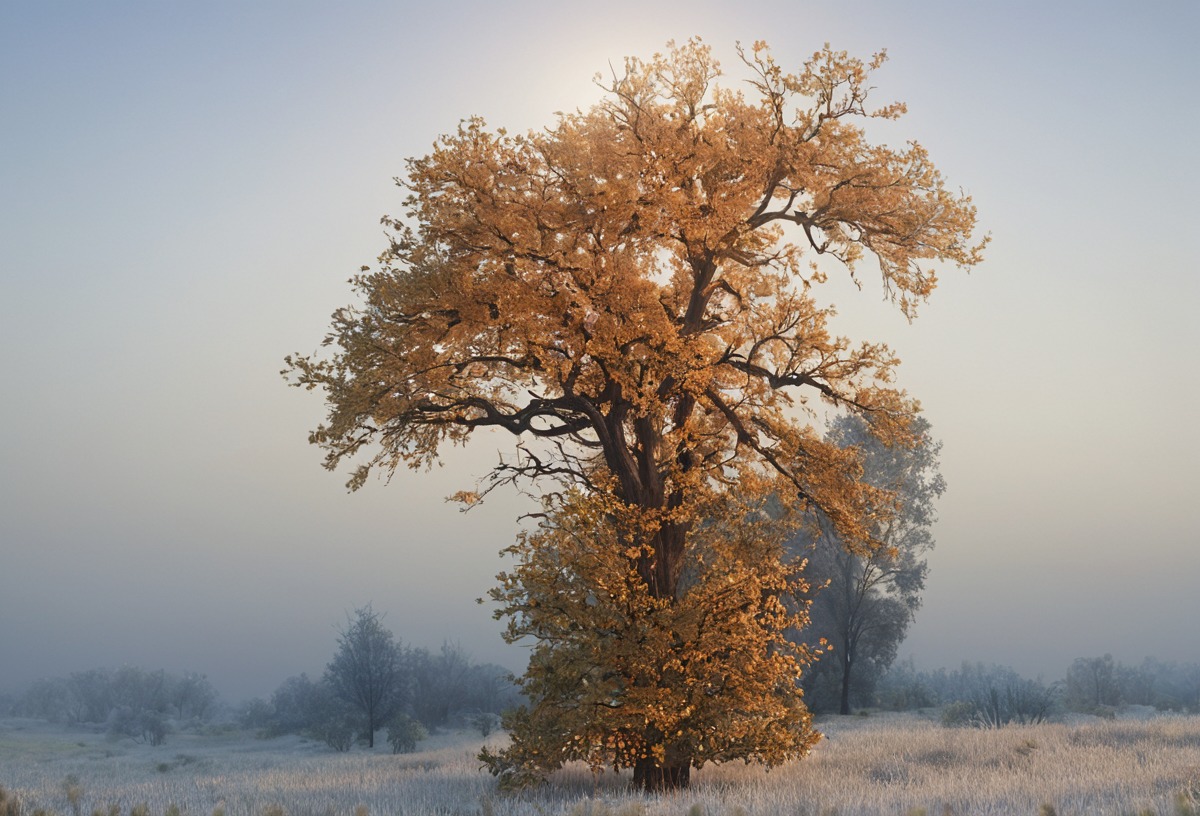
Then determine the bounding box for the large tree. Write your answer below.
[797,413,944,715]
[325,605,406,748]
[287,40,983,789]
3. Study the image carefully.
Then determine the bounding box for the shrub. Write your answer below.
[386,713,427,754]
[311,710,356,752]
[940,700,975,727]
[108,707,170,745]
[142,712,170,746]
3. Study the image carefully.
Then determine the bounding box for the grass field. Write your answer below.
[2,711,1199,816]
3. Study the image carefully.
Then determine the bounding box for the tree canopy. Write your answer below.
[287,38,983,790]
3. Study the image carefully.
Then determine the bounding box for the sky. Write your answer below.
[2,1,1198,703]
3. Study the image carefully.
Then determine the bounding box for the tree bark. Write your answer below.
[839,659,852,716]
[627,514,694,789]
[613,388,696,789]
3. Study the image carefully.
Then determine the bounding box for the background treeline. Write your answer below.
[8,666,216,745]
[8,651,1198,742]
[4,606,518,751]
[238,640,519,752]
[820,654,1200,726]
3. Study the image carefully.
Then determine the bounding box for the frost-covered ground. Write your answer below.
[3,711,1199,816]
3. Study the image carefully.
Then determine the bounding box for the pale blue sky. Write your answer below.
[2,1,1197,700]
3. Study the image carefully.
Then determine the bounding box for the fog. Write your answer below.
[2,1,1197,703]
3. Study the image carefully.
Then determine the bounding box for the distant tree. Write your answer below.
[1167,662,1200,712]
[1114,660,1157,707]
[235,697,274,731]
[407,644,519,729]
[1148,660,1200,712]
[797,414,944,714]
[463,662,521,717]
[325,605,406,748]
[18,678,70,722]
[409,643,462,729]
[1065,654,1118,712]
[409,642,477,729]
[263,672,355,749]
[168,672,217,722]
[267,673,327,735]
[107,666,171,744]
[66,668,113,724]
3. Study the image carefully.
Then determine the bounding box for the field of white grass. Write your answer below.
[2,711,1199,816]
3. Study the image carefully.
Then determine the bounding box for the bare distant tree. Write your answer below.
[19,678,70,722]
[1065,654,1119,711]
[325,604,406,747]
[409,641,473,729]
[796,414,944,714]
[66,668,113,724]
[106,666,172,745]
[168,672,217,721]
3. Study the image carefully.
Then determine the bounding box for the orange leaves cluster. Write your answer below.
[483,482,821,784]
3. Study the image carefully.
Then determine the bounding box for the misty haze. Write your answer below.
[3,2,1198,814]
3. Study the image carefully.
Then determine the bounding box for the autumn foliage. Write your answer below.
[287,39,983,790]
[481,478,821,789]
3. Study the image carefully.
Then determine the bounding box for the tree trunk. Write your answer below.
[617,436,694,791]
[633,756,692,792]
[839,650,853,715]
